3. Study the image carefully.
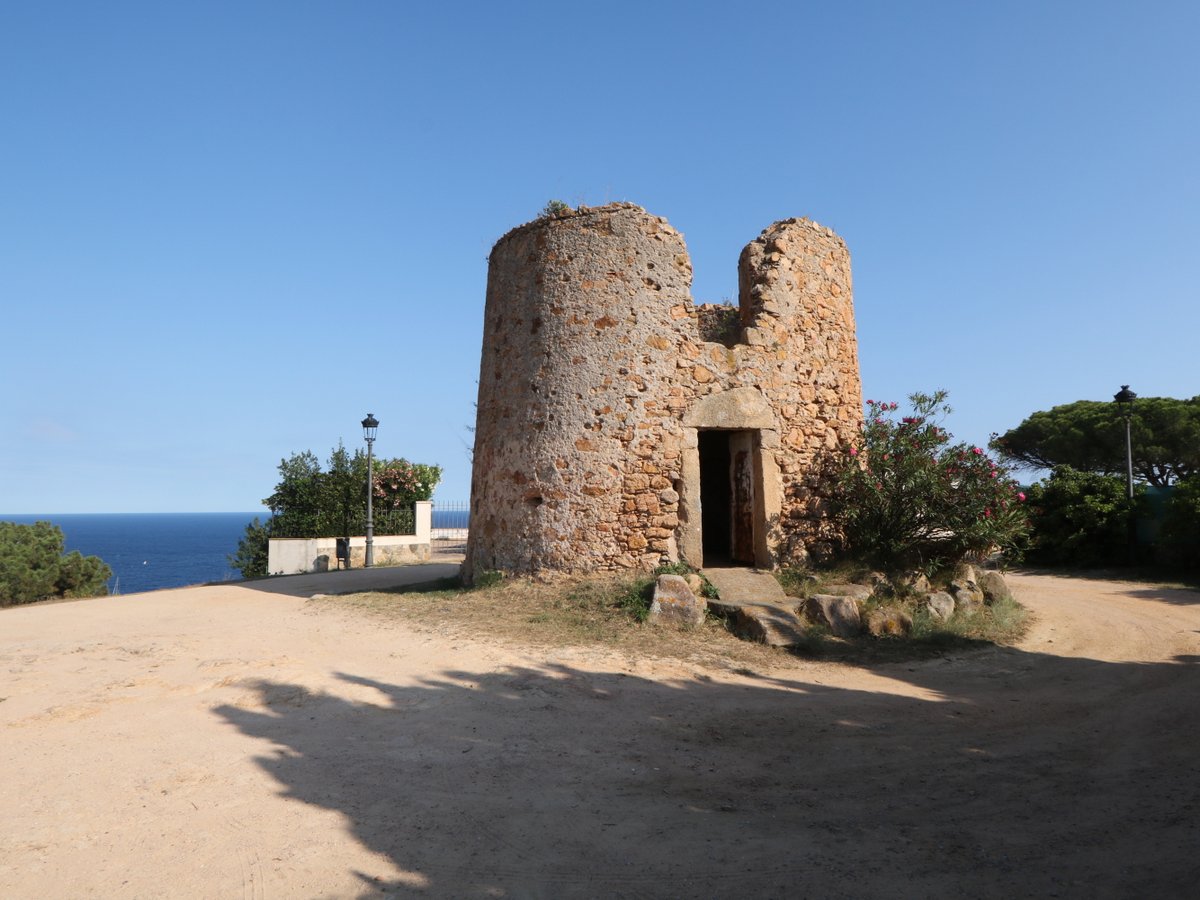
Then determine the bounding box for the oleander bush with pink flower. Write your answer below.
[831,391,1029,575]
[373,460,442,510]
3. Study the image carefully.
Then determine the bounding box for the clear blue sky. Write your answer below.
[2,1,1196,513]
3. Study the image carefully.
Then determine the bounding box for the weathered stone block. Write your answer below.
[649,575,706,628]
[805,594,862,638]
[978,571,1014,605]
[816,582,873,602]
[729,604,806,646]
[954,564,979,587]
[925,592,956,622]
[950,581,985,614]
[896,572,931,595]
[865,607,913,637]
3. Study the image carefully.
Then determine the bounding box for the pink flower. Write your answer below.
[984,508,992,518]
[989,471,998,478]
[849,447,859,456]
[1017,492,1026,502]
[972,447,984,455]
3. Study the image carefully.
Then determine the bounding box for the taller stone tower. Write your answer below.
[464,203,862,581]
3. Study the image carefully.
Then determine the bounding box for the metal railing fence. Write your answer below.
[431,500,469,553]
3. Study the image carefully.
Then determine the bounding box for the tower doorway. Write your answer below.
[698,429,757,566]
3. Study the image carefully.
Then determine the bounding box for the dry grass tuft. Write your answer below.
[309,573,810,675]
[310,567,1035,672]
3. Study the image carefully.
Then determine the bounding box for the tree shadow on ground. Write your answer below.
[215,645,1200,898]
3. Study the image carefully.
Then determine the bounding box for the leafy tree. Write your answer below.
[54,550,113,598]
[993,396,1200,487]
[320,443,364,538]
[0,521,112,606]
[262,444,442,538]
[1158,477,1200,569]
[263,450,327,537]
[1022,467,1143,567]
[265,445,361,537]
[233,446,443,571]
[830,392,1029,575]
[228,517,270,579]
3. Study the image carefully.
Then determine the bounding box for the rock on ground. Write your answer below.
[805,594,863,638]
[925,591,956,622]
[649,574,705,627]
[979,570,1014,605]
[865,607,913,637]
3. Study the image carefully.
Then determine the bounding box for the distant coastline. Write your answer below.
[3,508,468,595]
[1,512,264,595]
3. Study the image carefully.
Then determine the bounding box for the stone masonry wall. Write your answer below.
[464,203,862,580]
[736,218,864,559]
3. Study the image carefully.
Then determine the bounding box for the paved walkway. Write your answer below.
[211,556,463,599]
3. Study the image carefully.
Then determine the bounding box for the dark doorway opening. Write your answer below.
[699,431,732,565]
[699,430,757,566]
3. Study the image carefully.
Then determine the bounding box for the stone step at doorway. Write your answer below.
[701,567,806,647]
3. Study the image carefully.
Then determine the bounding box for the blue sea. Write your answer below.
[1,513,263,595]
[2,507,470,595]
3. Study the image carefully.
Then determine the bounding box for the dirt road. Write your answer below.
[2,570,1198,897]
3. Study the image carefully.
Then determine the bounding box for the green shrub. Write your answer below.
[1024,466,1142,567]
[229,517,270,579]
[0,521,111,606]
[830,392,1029,575]
[613,577,655,622]
[263,445,439,539]
[1158,476,1200,569]
[540,199,572,217]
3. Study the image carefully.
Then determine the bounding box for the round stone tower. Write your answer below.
[465,204,696,578]
[464,204,863,581]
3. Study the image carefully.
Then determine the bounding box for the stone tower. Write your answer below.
[464,203,862,581]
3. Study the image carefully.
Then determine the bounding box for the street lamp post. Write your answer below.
[362,413,379,567]
[1113,385,1136,501]
[1113,386,1137,564]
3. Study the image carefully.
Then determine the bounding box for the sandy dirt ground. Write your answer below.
[3,567,1200,898]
